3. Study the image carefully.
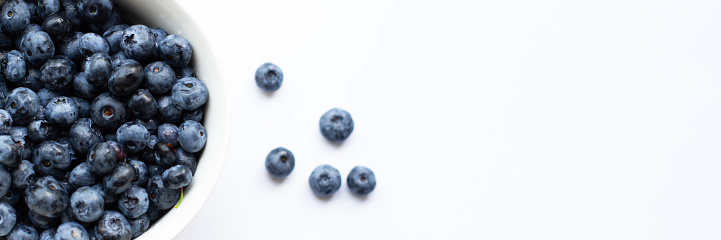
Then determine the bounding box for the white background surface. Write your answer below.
[172,0,721,239]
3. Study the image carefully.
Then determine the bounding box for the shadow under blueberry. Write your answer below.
[314,194,333,202]
[325,138,344,148]
[261,90,275,98]
[267,172,286,184]
[350,192,369,201]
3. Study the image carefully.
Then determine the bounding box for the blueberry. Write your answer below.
[175,149,197,175]
[157,123,178,147]
[25,176,69,218]
[88,8,122,34]
[37,0,61,19]
[2,50,26,83]
[347,166,376,195]
[128,159,148,187]
[21,30,55,67]
[1,0,32,35]
[7,224,38,240]
[28,210,58,229]
[148,27,167,60]
[94,211,131,240]
[117,186,148,219]
[176,65,195,78]
[33,140,72,175]
[40,57,75,91]
[78,33,109,58]
[129,214,148,238]
[0,202,16,235]
[59,207,77,225]
[56,222,89,240]
[92,184,116,210]
[178,120,206,153]
[155,95,182,124]
[146,164,162,179]
[103,24,128,55]
[158,35,192,68]
[319,108,354,142]
[0,166,10,200]
[0,135,20,168]
[9,127,32,160]
[120,25,155,60]
[61,0,81,26]
[143,61,175,95]
[77,0,113,23]
[72,73,102,99]
[0,110,13,135]
[171,77,208,111]
[11,160,34,189]
[6,87,41,123]
[103,162,136,194]
[68,162,96,190]
[37,88,60,109]
[145,205,167,222]
[182,107,204,122]
[161,165,192,190]
[90,92,127,130]
[115,122,149,153]
[41,14,72,42]
[255,63,283,92]
[15,24,41,55]
[69,118,103,154]
[152,141,176,167]
[132,117,158,135]
[44,96,79,127]
[59,32,84,62]
[71,97,91,118]
[265,147,295,178]
[86,141,118,175]
[146,175,179,210]
[1,188,22,206]
[28,119,57,142]
[0,31,13,49]
[110,51,127,69]
[308,164,342,197]
[108,59,143,97]
[40,229,56,240]
[127,89,156,120]
[70,186,103,223]
[22,68,44,92]
[83,52,112,87]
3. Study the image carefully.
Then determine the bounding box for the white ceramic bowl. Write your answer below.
[114,1,229,239]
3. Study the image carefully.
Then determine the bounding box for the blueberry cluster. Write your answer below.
[0,0,208,239]
[257,64,375,198]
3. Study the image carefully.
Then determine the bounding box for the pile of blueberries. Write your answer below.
[256,63,377,198]
[0,0,209,239]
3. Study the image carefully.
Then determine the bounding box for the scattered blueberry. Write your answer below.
[308,164,342,197]
[265,147,295,178]
[255,63,283,92]
[347,166,376,195]
[319,108,354,142]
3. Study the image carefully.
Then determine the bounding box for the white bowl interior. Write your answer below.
[114,1,229,239]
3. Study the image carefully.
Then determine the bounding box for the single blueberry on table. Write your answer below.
[347,166,377,195]
[78,33,109,58]
[21,30,55,67]
[161,165,192,189]
[146,175,179,210]
[104,24,129,55]
[68,162,96,190]
[157,123,179,147]
[25,176,69,218]
[2,50,26,83]
[83,52,112,87]
[77,0,113,23]
[108,59,143,97]
[28,119,57,142]
[116,121,149,153]
[94,211,132,240]
[177,120,206,153]
[44,96,79,127]
[0,135,20,169]
[70,186,103,223]
[69,118,103,154]
[117,185,149,219]
[90,92,127,130]
[0,0,32,35]
[0,202,17,235]
[7,223,38,240]
[143,61,175,95]
[6,87,41,123]
[265,147,295,178]
[86,141,118,175]
[103,162,136,194]
[55,221,89,240]
[129,214,149,238]
[309,164,342,197]
[127,89,157,120]
[11,160,34,189]
[40,57,76,91]
[120,24,155,61]
[159,35,192,68]
[171,77,208,111]
[319,108,355,142]
[255,62,283,92]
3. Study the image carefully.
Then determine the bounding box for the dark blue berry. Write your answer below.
[108,59,143,97]
[36,0,61,19]
[255,62,283,92]
[161,165,192,190]
[21,68,43,92]
[0,202,17,235]
[72,73,102,99]
[103,24,128,55]
[41,14,72,42]
[94,211,131,240]
[319,108,354,142]
[309,164,342,197]
[175,149,197,175]
[143,61,175,95]
[40,57,75,91]
[70,186,103,223]
[40,229,56,240]
[129,159,148,187]
[83,52,112,87]
[117,185,148,219]
[25,176,69,218]
[11,160,34,189]
[69,118,103,154]
[171,77,208,110]
[178,120,206,153]
[145,175,178,210]
[56,222,89,240]
[59,32,84,62]
[68,162,96,190]
[15,24,41,55]
[116,121,149,153]
[21,30,55,67]
[33,140,72,175]
[28,119,57,142]
[182,107,204,122]
[152,141,176,167]
[0,166,10,198]
[129,214,149,238]
[78,33,109,58]
[90,92,127,130]
[155,95,181,124]
[102,162,135,194]
[44,96,79,127]
[157,123,178,147]
[7,224,38,240]
[120,25,155,60]
[127,89,156,120]
[6,87,41,123]
[159,35,192,68]
[77,0,113,23]
[347,166,376,195]
[2,50,26,83]
[86,141,118,175]
[175,65,194,78]
[0,135,20,169]
[0,110,13,134]
[28,210,58,229]
[71,97,91,118]
[1,0,32,35]
[132,117,158,135]
[265,147,295,178]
